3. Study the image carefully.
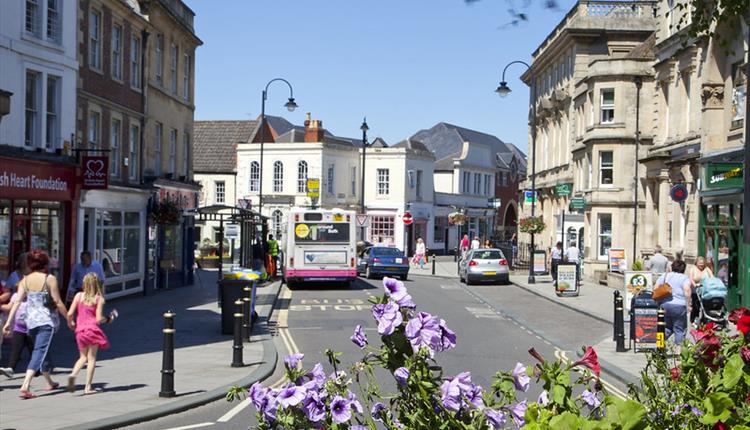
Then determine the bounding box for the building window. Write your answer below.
[95,210,142,283]
[130,36,141,89]
[154,123,162,175]
[326,164,335,194]
[89,9,101,70]
[473,173,481,194]
[170,44,178,95]
[434,216,447,242]
[350,166,357,196]
[26,0,40,36]
[599,151,613,185]
[376,168,389,195]
[182,53,190,101]
[731,62,746,129]
[155,34,164,85]
[598,213,612,257]
[297,161,308,193]
[183,132,190,177]
[462,171,470,193]
[416,170,423,198]
[273,161,283,193]
[45,76,58,149]
[272,210,283,239]
[111,24,123,80]
[600,89,614,123]
[46,0,60,42]
[370,215,395,243]
[110,119,121,178]
[129,124,139,181]
[484,174,492,195]
[168,129,177,174]
[586,152,592,189]
[215,181,225,204]
[249,161,260,192]
[88,111,100,149]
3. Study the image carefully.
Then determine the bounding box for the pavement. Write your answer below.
[414,256,648,385]
[0,269,282,430]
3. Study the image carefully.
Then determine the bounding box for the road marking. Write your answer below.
[465,306,503,319]
[276,287,292,328]
[289,304,371,311]
[161,423,214,430]
[217,398,251,422]
[441,284,460,290]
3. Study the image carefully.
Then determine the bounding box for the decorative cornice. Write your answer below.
[701,83,724,109]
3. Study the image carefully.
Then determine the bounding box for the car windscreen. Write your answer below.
[372,248,404,256]
[472,250,503,260]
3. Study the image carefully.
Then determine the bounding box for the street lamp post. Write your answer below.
[258,78,298,211]
[633,76,642,265]
[359,118,369,241]
[496,60,537,284]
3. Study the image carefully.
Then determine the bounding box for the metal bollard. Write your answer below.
[159,311,176,398]
[231,300,244,367]
[431,254,436,275]
[454,248,457,262]
[243,286,252,342]
[614,293,626,352]
[613,290,620,341]
[656,308,666,354]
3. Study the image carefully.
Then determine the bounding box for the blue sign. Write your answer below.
[670,183,689,203]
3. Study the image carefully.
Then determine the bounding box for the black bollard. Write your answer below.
[454,247,457,262]
[656,308,666,355]
[159,311,176,398]
[243,286,252,342]
[231,300,244,367]
[431,254,436,275]
[614,293,626,352]
[613,290,620,341]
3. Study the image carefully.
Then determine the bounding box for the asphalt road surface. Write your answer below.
[123,274,624,430]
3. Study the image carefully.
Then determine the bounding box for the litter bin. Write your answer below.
[220,269,261,335]
[630,290,659,352]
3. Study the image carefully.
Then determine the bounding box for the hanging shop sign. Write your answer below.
[524,191,537,205]
[81,156,109,190]
[703,163,743,191]
[669,183,689,203]
[554,183,573,197]
[0,156,77,200]
[608,248,627,272]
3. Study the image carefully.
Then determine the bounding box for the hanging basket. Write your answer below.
[448,212,466,225]
[518,216,545,234]
[149,197,182,225]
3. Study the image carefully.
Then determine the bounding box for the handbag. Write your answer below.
[652,273,673,302]
[41,276,56,310]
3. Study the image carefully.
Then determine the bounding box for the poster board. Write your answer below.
[632,307,658,351]
[532,250,547,275]
[623,271,653,313]
[555,263,579,296]
[608,248,627,272]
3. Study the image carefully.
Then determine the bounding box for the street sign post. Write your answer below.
[306,178,320,198]
[356,214,370,227]
[402,212,413,225]
[225,224,239,240]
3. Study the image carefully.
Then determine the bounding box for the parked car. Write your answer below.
[357,246,409,280]
[458,248,510,285]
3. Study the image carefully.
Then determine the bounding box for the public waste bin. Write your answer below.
[220,269,261,334]
[630,290,659,352]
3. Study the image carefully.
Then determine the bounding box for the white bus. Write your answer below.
[283,208,357,287]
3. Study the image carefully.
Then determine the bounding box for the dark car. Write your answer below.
[357,246,409,280]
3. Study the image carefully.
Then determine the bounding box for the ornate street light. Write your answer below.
[359,117,369,241]
[258,78,297,210]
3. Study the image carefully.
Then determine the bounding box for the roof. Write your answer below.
[434,154,459,171]
[391,138,430,152]
[625,33,656,59]
[194,120,258,172]
[370,137,388,148]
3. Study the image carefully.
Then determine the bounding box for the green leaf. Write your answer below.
[722,354,744,389]
[552,384,567,406]
[549,412,580,430]
[701,392,734,424]
[604,397,648,430]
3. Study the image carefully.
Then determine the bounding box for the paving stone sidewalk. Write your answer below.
[0,270,280,430]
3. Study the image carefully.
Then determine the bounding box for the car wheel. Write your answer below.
[366,266,374,279]
[465,277,474,286]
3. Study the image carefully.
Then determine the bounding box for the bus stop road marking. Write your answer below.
[289,304,372,312]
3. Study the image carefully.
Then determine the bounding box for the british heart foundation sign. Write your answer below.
[82,156,109,189]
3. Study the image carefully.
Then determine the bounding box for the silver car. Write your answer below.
[458,248,510,285]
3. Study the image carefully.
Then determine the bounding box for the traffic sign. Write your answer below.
[670,183,688,203]
[306,178,320,198]
[402,212,413,225]
[356,214,370,227]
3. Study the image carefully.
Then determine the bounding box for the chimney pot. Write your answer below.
[304,115,325,143]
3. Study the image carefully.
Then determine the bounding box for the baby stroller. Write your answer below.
[695,277,728,329]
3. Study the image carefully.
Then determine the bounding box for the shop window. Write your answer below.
[600,89,615,123]
[0,200,10,280]
[162,224,183,274]
[434,216,447,243]
[598,213,612,258]
[599,151,613,185]
[370,215,395,244]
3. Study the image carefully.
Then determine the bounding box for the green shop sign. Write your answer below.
[569,197,586,211]
[704,163,743,190]
[555,183,573,197]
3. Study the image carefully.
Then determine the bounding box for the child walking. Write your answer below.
[67,273,116,394]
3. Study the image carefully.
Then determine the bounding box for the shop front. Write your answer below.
[0,154,79,288]
[699,158,748,309]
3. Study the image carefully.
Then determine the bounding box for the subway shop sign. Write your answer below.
[703,163,743,190]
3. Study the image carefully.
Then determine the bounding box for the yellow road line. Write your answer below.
[554,349,627,399]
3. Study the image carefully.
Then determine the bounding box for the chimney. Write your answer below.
[304,113,325,143]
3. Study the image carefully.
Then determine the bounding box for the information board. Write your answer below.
[555,263,579,296]
[532,250,547,275]
[608,248,627,272]
[633,307,659,351]
[623,271,653,313]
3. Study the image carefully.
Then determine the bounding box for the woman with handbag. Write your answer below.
[2,250,71,399]
[653,259,692,345]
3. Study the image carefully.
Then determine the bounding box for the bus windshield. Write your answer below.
[294,222,350,243]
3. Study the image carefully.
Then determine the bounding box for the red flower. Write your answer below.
[670,367,680,381]
[691,328,722,367]
[702,322,716,332]
[741,346,750,364]
[713,422,726,430]
[528,348,546,364]
[728,307,750,324]
[737,315,750,336]
[572,346,601,376]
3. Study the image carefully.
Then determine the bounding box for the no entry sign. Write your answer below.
[402,212,413,225]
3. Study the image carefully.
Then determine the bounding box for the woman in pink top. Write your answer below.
[66,273,116,394]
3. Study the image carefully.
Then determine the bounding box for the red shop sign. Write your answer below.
[0,156,77,201]
[81,156,109,190]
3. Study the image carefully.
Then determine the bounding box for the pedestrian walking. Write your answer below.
[67,251,106,304]
[412,237,426,269]
[510,233,518,269]
[0,291,34,378]
[2,250,71,399]
[67,273,117,394]
[460,234,470,257]
[645,245,670,283]
[551,242,563,281]
[687,256,714,288]
[654,260,692,346]
[266,234,279,278]
[483,239,492,248]
[471,236,480,250]
[564,242,580,283]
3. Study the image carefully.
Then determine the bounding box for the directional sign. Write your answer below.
[356,214,370,227]
[306,178,320,198]
[402,212,413,225]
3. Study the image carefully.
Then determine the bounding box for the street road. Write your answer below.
[124,274,626,430]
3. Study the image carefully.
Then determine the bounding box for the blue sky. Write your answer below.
[192,0,577,154]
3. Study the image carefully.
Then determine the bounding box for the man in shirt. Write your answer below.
[67,251,105,303]
[551,242,563,281]
[565,242,580,285]
[266,234,279,278]
[470,236,480,250]
[645,245,669,278]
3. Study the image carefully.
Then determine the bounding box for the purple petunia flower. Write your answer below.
[283,353,304,371]
[259,389,279,423]
[510,400,527,427]
[303,389,326,423]
[330,395,352,424]
[467,384,485,409]
[351,426,368,430]
[438,319,457,350]
[394,367,410,387]
[383,277,416,308]
[484,408,508,429]
[440,377,462,412]
[405,311,442,355]
[351,324,368,348]
[582,389,601,409]
[373,301,403,335]
[512,362,530,392]
[347,390,363,414]
[454,371,473,393]
[538,390,549,406]
[305,362,326,389]
[248,382,268,410]
[276,384,306,408]
[371,402,386,421]
[691,407,702,416]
